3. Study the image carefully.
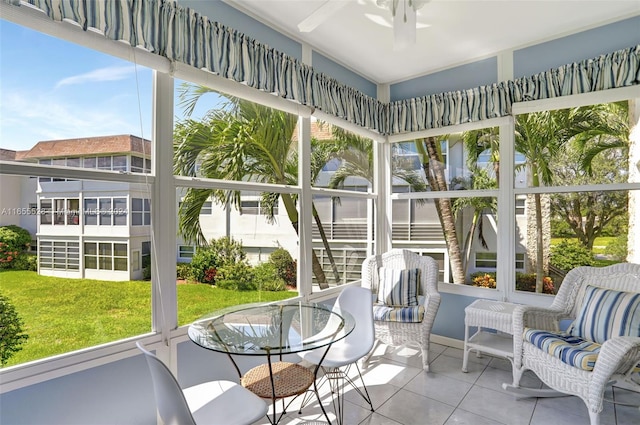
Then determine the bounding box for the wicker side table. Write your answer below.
[462,299,517,372]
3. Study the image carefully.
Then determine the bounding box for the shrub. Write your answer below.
[0,225,32,269]
[0,293,29,366]
[470,272,496,289]
[189,236,247,284]
[253,262,286,292]
[216,262,256,291]
[550,239,594,272]
[142,264,152,280]
[11,253,37,272]
[269,248,296,288]
[516,273,555,294]
[606,235,627,262]
[176,263,192,280]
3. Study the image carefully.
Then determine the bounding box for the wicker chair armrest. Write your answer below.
[588,336,640,407]
[512,305,565,368]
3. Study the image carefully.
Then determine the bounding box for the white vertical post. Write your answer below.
[628,98,640,263]
[298,44,313,298]
[298,115,313,299]
[376,84,392,255]
[498,118,515,301]
[151,70,177,341]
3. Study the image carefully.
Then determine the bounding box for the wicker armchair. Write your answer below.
[361,249,441,371]
[504,263,640,425]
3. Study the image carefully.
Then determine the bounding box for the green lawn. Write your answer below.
[551,236,616,255]
[0,271,297,367]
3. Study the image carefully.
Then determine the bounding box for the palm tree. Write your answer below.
[416,136,466,284]
[514,111,566,292]
[173,84,333,288]
[452,168,498,280]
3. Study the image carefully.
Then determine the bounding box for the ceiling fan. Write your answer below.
[297,0,431,50]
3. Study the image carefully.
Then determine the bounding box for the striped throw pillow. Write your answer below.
[377,267,420,307]
[569,285,640,344]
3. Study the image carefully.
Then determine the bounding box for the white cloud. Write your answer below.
[55,65,137,88]
[0,89,150,151]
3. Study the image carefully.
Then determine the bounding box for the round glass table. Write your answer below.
[188,301,355,424]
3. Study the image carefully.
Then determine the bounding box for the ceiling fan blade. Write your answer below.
[298,0,350,32]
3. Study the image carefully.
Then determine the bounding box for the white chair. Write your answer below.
[136,341,268,425]
[503,264,640,425]
[297,285,375,423]
[361,249,441,371]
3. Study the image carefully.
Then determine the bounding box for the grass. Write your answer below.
[0,271,297,367]
[551,236,616,255]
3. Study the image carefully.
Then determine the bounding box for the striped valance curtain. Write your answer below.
[6,0,639,136]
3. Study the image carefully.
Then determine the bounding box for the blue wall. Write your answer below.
[390,57,498,102]
[312,51,377,98]
[514,15,640,78]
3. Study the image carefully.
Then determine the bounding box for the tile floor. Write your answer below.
[252,342,640,425]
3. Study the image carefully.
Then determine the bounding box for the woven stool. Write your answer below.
[242,361,314,400]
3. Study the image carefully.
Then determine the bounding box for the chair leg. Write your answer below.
[421,342,430,372]
[588,410,600,425]
[361,339,380,368]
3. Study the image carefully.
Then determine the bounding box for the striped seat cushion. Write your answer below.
[373,304,425,323]
[377,267,420,307]
[568,285,640,344]
[524,328,601,371]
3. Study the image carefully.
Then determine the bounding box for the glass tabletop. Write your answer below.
[188,301,355,356]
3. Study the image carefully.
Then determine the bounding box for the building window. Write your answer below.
[113,155,127,172]
[39,240,80,270]
[132,198,151,225]
[131,156,145,173]
[132,250,140,271]
[475,252,497,269]
[85,197,127,226]
[97,156,112,170]
[200,201,212,215]
[141,241,151,269]
[178,245,195,259]
[39,198,78,225]
[515,197,526,215]
[83,157,97,169]
[84,242,128,271]
[474,252,526,271]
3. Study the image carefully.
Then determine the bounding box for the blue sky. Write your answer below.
[0,20,219,152]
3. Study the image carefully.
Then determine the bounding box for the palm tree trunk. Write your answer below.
[420,138,466,284]
[281,193,329,289]
[312,205,342,284]
[462,211,480,281]
[534,193,544,293]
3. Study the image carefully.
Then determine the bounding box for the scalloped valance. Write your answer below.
[5,0,639,135]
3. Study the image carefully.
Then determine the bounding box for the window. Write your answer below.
[131,156,145,173]
[200,201,212,215]
[39,240,80,270]
[112,155,127,172]
[86,197,128,226]
[512,100,636,297]
[132,250,140,271]
[48,198,80,225]
[141,241,151,269]
[178,245,195,259]
[132,198,151,225]
[83,157,97,169]
[98,156,112,170]
[0,22,154,368]
[84,242,128,271]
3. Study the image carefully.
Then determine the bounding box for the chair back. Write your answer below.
[136,341,197,425]
[336,286,375,354]
[362,249,440,302]
[550,263,640,319]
